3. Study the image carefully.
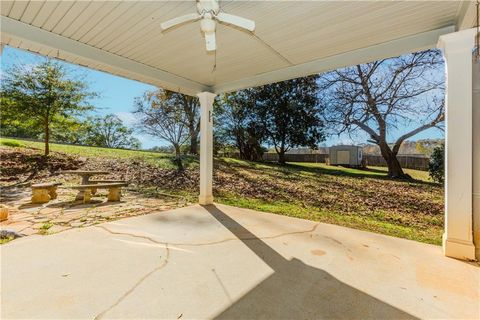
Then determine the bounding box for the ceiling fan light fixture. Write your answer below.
[200,16,216,33]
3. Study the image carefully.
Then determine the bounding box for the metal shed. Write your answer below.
[329,145,363,167]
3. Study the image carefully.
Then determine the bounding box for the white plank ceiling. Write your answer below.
[0,1,473,95]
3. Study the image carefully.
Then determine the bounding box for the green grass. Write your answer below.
[0,137,199,169]
[216,196,442,245]
[38,222,53,235]
[0,236,14,245]
[0,139,25,148]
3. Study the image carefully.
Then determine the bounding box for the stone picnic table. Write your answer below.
[58,170,128,202]
[59,170,110,185]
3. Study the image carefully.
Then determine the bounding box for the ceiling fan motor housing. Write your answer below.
[197,0,220,15]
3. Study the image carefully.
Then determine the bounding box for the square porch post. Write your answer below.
[197,92,217,205]
[437,28,476,260]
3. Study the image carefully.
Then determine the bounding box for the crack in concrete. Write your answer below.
[94,244,170,320]
[92,222,319,318]
[96,225,167,245]
[95,223,320,247]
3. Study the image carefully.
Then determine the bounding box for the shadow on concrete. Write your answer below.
[204,205,417,319]
[45,199,124,210]
[17,203,44,210]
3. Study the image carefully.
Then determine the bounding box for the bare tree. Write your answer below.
[163,91,200,155]
[133,90,190,170]
[319,49,444,178]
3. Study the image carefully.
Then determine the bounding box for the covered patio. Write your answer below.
[2,0,476,260]
[2,204,479,319]
[1,1,479,318]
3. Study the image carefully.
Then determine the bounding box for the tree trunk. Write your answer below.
[278,150,286,165]
[44,118,50,156]
[385,156,406,178]
[174,145,183,170]
[379,143,406,178]
[189,130,198,155]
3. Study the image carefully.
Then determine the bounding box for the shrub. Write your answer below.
[429,144,444,183]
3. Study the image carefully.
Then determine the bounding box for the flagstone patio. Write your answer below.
[0,185,188,237]
[1,204,478,319]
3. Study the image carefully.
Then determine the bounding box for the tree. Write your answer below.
[133,89,190,169]
[163,91,201,155]
[216,89,266,161]
[319,50,444,178]
[0,96,42,138]
[256,76,325,165]
[49,116,91,145]
[1,59,96,155]
[429,144,444,183]
[85,114,141,149]
[415,139,443,157]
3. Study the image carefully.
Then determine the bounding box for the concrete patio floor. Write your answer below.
[1,204,478,319]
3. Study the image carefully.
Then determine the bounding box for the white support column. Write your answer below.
[474,56,480,260]
[197,92,217,205]
[437,28,476,260]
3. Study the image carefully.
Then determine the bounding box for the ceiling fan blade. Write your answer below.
[215,12,255,32]
[204,32,216,52]
[161,13,201,31]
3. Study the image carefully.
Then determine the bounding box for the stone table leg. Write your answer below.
[32,189,50,204]
[75,191,85,201]
[108,187,121,201]
[48,187,58,200]
[83,190,92,204]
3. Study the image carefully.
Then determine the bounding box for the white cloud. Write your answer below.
[114,111,138,126]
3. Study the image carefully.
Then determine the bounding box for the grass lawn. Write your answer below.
[1,137,443,245]
[289,162,431,182]
[214,158,443,245]
[0,137,198,169]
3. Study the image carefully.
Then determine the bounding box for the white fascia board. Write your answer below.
[456,1,477,31]
[213,26,455,94]
[0,16,212,96]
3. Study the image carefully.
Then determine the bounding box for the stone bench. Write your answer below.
[87,180,126,194]
[88,180,127,184]
[69,183,128,203]
[31,182,62,204]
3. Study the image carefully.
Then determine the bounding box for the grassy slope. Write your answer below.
[0,138,198,169]
[288,162,431,182]
[2,137,443,244]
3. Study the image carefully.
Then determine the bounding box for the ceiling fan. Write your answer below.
[160,0,255,52]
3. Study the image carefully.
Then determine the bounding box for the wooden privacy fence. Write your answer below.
[363,155,430,171]
[225,152,430,171]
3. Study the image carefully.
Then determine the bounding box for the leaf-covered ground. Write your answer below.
[214,158,443,244]
[1,139,444,244]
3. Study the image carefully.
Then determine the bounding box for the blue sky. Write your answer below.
[1,46,443,149]
[1,46,161,148]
